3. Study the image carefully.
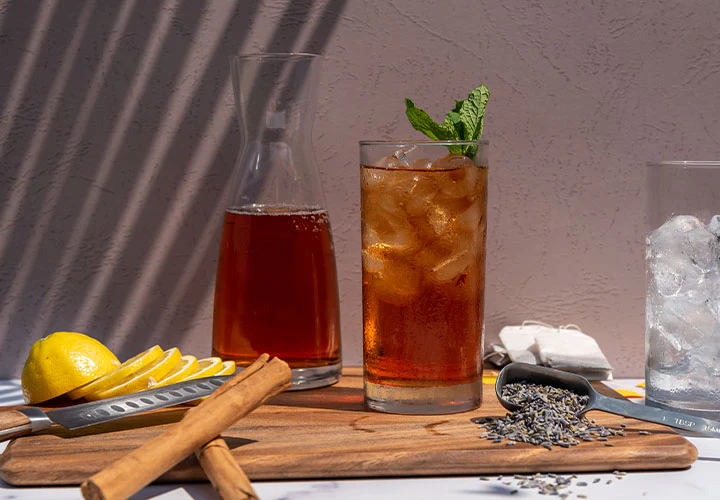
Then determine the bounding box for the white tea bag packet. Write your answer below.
[497,322,613,380]
[534,325,613,380]
[498,323,545,364]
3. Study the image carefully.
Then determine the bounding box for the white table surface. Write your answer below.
[0,378,717,500]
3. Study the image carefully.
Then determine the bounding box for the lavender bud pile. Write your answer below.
[472,382,626,449]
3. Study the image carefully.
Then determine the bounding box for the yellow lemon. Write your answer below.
[147,355,199,388]
[214,361,236,377]
[84,348,182,401]
[68,345,164,400]
[183,360,236,405]
[21,332,120,404]
[182,357,225,381]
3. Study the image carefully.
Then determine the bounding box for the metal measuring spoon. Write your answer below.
[495,362,720,438]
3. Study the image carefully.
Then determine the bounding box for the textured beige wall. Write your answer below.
[1,0,719,378]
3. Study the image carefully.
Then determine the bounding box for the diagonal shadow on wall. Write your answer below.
[0,0,209,374]
[0,0,143,374]
[0,0,348,376]
[0,0,42,119]
[122,0,350,356]
[80,0,268,358]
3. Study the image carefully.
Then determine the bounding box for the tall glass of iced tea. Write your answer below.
[360,140,488,413]
[212,54,341,390]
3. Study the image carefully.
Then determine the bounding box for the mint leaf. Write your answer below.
[404,86,489,158]
[443,111,463,138]
[404,98,458,141]
[442,114,464,154]
[457,85,489,157]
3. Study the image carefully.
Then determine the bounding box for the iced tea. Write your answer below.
[212,206,341,388]
[361,147,487,414]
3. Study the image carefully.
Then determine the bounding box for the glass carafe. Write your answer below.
[212,53,341,390]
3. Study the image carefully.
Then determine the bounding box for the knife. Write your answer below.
[0,375,234,442]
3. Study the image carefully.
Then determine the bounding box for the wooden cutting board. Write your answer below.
[0,367,697,485]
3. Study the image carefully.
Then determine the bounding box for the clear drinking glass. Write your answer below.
[360,140,489,414]
[212,53,341,390]
[646,161,720,419]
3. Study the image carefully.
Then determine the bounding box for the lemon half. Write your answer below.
[21,332,120,404]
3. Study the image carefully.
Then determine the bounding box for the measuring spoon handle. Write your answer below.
[591,393,720,438]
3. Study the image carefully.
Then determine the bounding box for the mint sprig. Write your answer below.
[404,84,489,158]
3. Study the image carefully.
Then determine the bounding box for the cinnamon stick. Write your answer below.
[188,355,268,500]
[186,353,270,417]
[80,355,291,500]
[196,436,259,500]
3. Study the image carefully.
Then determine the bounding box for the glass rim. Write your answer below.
[646,160,720,168]
[231,52,321,62]
[360,139,489,146]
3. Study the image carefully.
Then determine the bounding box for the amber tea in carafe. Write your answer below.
[212,53,341,390]
[213,207,340,369]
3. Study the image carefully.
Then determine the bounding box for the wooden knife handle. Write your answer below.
[195,436,258,500]
[0,411,33,442]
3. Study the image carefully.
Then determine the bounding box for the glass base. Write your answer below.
[645,397,720,421]
[286,363,342,391]
[364,379,482,415]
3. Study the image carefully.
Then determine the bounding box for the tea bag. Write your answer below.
[495,321,613,380]
[497,322,545,364]
[533,325,613,380]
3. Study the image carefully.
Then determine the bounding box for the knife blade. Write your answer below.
[0,375,234,442]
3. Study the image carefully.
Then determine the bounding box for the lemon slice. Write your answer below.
[183,357,225,381]
[214,361,236,377]
[84,348,182,401]
[147,355,199,388]
[183,361,236,405]
[68,345,164,400]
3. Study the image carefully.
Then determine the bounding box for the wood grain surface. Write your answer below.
[0,367,698,486]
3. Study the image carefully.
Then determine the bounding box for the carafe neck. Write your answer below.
[230,53,326,209]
